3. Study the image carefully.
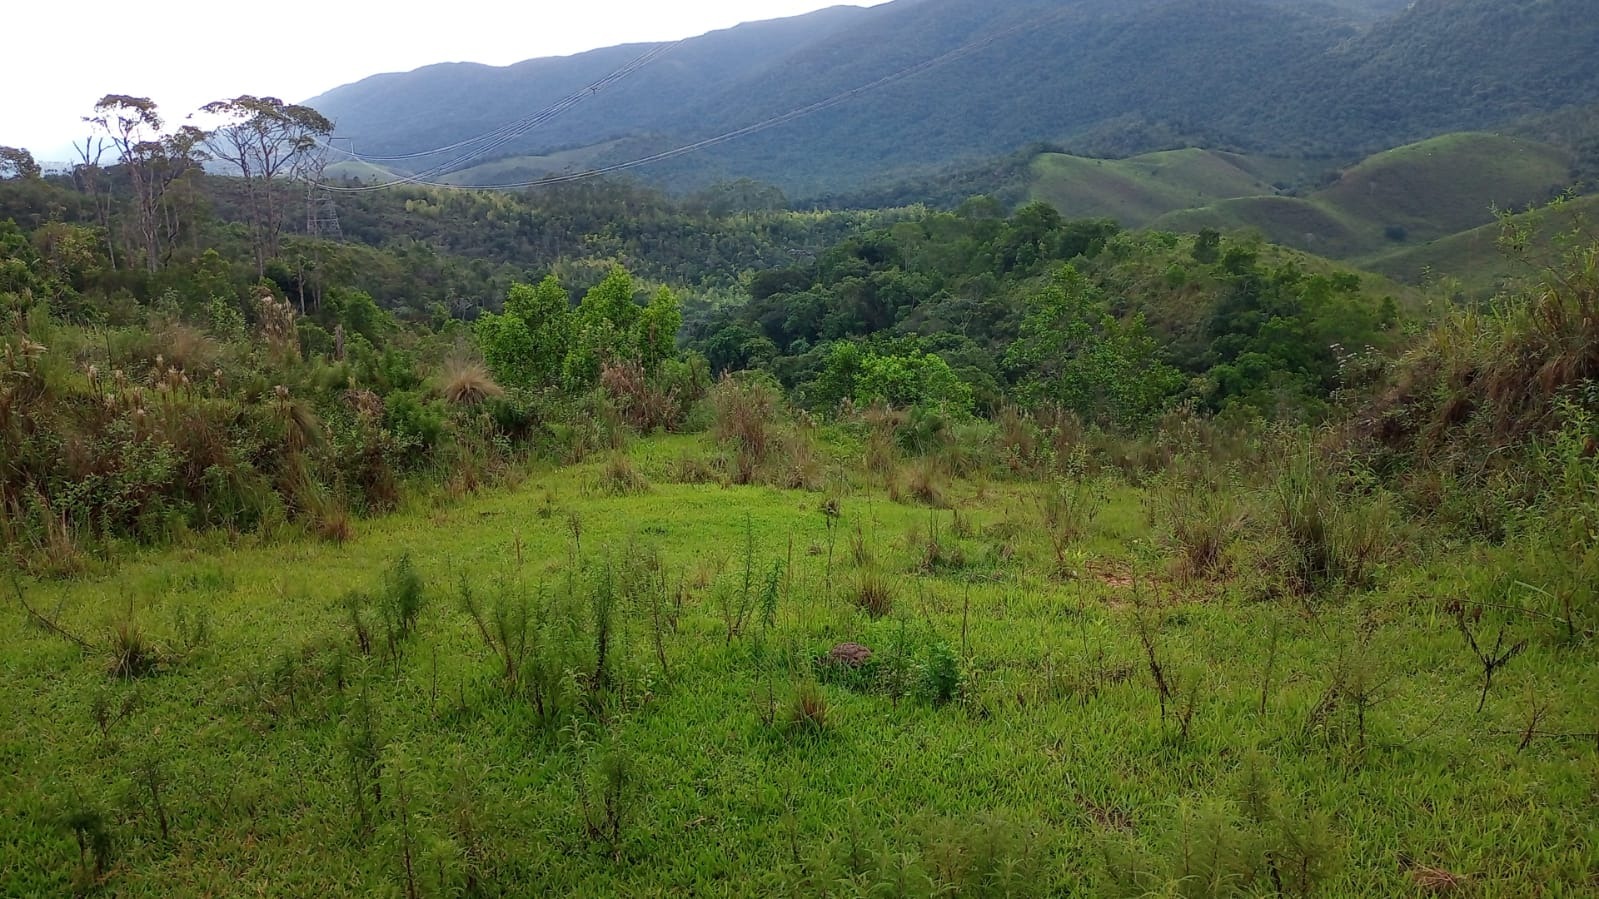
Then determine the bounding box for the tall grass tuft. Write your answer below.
[1269,445,1396,595]
[787,681,830,734]
[1038,475,1106,574]
[710,374,780,485]
[438,356,505,407]
[598,451,650,496]
[1149,463,1247,582]
[850,570,895,620]
[890,458,949,508]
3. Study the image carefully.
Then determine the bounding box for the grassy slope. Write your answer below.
[3,435,1596,895]
[1316,133,1572,241]
[1146,134,1574,264]
[1359,194,1599,296]
[1153,195,1373,259]
[1027,149,1280,226]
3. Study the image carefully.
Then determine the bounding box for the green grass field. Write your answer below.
[1315,134,1570,243]
[5,433,1596,897]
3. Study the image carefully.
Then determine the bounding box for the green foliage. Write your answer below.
[636,286,683,375]
[699,205,1397,429]
[854,349,974,417]
[473,310,537,387]
[1007,265,1182,428]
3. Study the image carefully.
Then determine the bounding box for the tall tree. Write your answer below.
[201,96,333,274]
[0,147,42,180]
[70,136,116,270]
[86,96,206,272]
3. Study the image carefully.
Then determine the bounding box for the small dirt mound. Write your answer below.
[824,642,873,668]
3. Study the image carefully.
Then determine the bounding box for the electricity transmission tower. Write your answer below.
[304,137,346,241]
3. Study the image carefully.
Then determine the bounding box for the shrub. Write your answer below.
[709,373,781,484]
[600,360,685,433]
[1038,474,1106,572]
[438,355,505,407]
[599,451,650,496]
[915,641,961,704]
[379,554,426,644]
[385,390,448,455]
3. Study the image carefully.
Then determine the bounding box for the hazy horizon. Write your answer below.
[0,0,889,162]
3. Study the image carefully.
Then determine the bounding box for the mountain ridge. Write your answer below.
[307,0,1599,196]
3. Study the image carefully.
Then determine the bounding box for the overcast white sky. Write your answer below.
[0,0,887,162]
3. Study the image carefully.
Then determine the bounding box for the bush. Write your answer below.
[385,390,448,456]
[600,360,683,433]
[1269,444,1396,594]
[709,373,782,484]
[1149,463,1247,581]
[598,451,650,496]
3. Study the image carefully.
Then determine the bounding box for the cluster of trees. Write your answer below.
[7,94,332,278]
[474,268,681,392]
[333,179,907,293]
[690,202,1403,426]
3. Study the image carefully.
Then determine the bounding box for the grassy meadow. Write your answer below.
[5,430,1597,897]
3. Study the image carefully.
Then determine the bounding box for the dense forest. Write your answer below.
[310,0,1599,194]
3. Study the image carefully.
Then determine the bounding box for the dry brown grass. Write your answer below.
[601,361,681,433]
[863,404,906,477]
[256,289,300,361]
[890,458,949,508]
[710,375,780,484]
[439,356,505,407]
[313,501,354,544]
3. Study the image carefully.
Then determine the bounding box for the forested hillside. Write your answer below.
[308,0,1599,194]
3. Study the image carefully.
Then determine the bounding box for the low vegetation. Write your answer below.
[3,92,1598,897]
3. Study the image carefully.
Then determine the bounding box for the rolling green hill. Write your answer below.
[1316,133,1571,242]
[1153,195,1373,259]
[1026,149,1335,226]
[438,141,631,186]
[1145,133,1574,262]
[1360,193,1599,296]
[1028,150,1277,225]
